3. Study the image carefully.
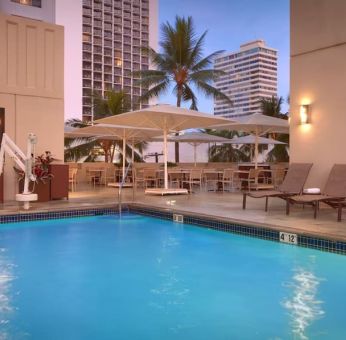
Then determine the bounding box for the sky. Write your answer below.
[157,0,290,113]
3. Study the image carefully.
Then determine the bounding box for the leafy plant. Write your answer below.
[14,151,55,184]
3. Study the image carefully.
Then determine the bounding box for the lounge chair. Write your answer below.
[242,163,313,211]
[286,164,346,221]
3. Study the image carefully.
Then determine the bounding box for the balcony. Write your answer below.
[104,48,112,57]
[94,46,102,54]
[83,8,92,16]
[83,61,92,69]
[83,80,92,88]
[83,71,92,79]
[123,45,131,53]
[114,34,122,42]
[93,81,102,90]
[114,0,122,8]
[104,5,112,13]
[83,43,92,52]
[104,40,112,48]
[133,39,140,46]
[104,14,112,22]
[94,2,102,10]
[83,16,92,25]
[94,20,102,27]
[83,0,91,7]
[104,74,112,82]
[83,52,91,61]
[94,28,102,36]
[94,11,102,19]
[104,65,112,73]
[104,57,112,65]
[83,26,92,34]
[93,64,102,71]
[104,23,112,31]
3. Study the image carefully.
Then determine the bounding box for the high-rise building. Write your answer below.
[1,0,158,121]
[82,0,158,121]
[214,40,277,118]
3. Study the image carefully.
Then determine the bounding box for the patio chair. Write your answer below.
[221,168,240,192]
[68,168,78,192]
[182,169,202,193]
[271,167,286,189]
[286,164,346,221]
[134,168,145,189]
[203,169,219,191]
[143,169,158,188]
[242,163,313,211]
[242,168,274,191]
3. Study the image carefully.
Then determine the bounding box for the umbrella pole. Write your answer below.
[163,128,168,189]
[194,143,197,167]
[122,135,126,182]
[255,127,259,169]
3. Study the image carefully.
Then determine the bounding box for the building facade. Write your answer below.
[81,0,158,121]
[290,0,346,187]
[0,12,64,200]
[1,0,158,122]
[214,40,278,118]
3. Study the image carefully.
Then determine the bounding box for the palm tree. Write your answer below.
[259,96,289,162]
[135,16,231,162]
[204,129,250,162]
[65,90,145,162]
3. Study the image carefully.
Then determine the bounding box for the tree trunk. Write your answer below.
[175,91,182,163]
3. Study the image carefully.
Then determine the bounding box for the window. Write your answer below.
[11,0,41,7]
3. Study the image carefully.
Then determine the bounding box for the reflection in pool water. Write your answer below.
[283,262,325,340]
[0,248,16,340]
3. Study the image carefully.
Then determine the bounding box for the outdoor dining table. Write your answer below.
[87,168,106,186]
[203,169,224,191]
[168,169,191,188]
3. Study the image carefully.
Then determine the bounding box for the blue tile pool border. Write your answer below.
[0,207,123,224]
[129,205,346,255]
[0,205,345,255]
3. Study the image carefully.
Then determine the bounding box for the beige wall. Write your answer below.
[290,0,346,188]
[0,13,64,200]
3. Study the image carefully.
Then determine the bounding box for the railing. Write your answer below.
[118,162,132,215]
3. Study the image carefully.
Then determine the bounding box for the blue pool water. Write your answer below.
[0,214,346,339]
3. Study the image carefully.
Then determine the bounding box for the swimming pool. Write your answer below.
[0,213,345,339]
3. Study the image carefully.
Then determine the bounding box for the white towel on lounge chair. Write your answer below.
[303,188,321,194]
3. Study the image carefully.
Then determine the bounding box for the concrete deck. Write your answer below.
[1,184,346,242]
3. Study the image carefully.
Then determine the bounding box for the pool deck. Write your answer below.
[1,184,346,242]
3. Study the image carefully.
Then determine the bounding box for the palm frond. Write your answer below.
[196,81,232,104]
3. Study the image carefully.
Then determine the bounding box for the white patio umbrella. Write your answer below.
[227,134,286,163]
[228,134,286,145]
[153,131,233,166]
[95,104,233,190]
[213,114,289,168]
[65,124,162,181]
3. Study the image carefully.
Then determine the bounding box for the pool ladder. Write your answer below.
[118,162,132,215]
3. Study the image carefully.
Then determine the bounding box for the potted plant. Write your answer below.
[16,151,55,202]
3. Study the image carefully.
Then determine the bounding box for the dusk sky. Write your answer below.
[158,0,290,113]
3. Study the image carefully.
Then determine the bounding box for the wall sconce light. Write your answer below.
[300,104,311,124]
